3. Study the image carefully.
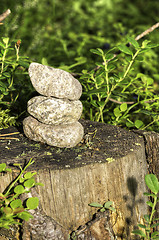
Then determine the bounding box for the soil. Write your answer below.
[0,119,143,171]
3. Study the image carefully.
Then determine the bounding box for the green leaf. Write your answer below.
[147,77,153,85]
[126,122,134,128]
[151,231,159,238]
[90,100,99,108]
[118,44,133,55]
[146,43,159,49]
[2,37,9,45]
[3,207,13,215]
[3,72,11,78]
[109,207,116,212]
[0,42,5,48]
[138,224,146,229]
[144,192,156,198]
[132,229,146,237]
[100,207,106,212]
[105,53,114,60]
[26,197,39,210]
[120,103,127,112]
[88,202,103,208]
[98,101,105,107]
[0,163,6,172]
[151,223,159,228]
[146,201,153,208]
[19,177,25,183]
[10,199,22,209]
[141,40,151,48]
[144,214,150,222]
[90,48,103,56]
[24,178,35,188]
[114,107,122,117]
[17,211,33,221]
[14,185,25,194]
[127,37,139,48]
[18,60,29,68]
[87,88,106,95]
[135,120,144,129]
[24,172,33,179]
[145,174,159,194]
[136,55,144,62]
[107,64,116,71]
[104,201,113,208]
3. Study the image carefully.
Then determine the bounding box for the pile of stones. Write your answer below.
[23,63,84,148]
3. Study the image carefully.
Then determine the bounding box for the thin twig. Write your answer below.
[0,137,19,140]
[109,98,134,105]
[0,132,19,137]
[0,9,11,24]
[72,22,159,77]
[135,22,159,41]
[109,98,158,105]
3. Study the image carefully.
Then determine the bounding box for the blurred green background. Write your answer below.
[1,0,159,73]
[0,0,159,130]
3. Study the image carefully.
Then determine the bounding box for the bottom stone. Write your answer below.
[23,116,84,148]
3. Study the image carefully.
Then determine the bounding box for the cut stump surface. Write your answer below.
[0,120,148,239]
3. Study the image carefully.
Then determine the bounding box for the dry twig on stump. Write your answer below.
[0,9,11,25]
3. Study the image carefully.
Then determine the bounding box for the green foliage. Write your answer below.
[80,38,159,132]
[68,200,115,239]
[132,174,159,239]
[0,1,159,132]
[88,200,116,213]
[1,0,159,73]
[0,36,30,129]
[0,158,43,229]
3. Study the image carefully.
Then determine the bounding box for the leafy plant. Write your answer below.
[132,174,159,239]
[0,158,43,229]
[88,200,116,212]
[0,36,30,129]
[1,0,159,74]
[68,200,115,240]
[80,37,159,132]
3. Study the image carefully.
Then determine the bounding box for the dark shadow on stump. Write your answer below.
[123,177,144,238]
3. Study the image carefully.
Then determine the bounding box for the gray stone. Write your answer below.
[28,63,82,100]
[27,96,83,125]
[23,116,84,148]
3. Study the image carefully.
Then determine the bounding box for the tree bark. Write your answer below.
[0,120,149,239]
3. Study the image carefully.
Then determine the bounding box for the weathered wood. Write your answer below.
[0,120,148,239]
[134,130,159,178]
[133,130,159,231]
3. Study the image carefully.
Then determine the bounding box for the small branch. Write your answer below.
[135,22,159,41]
[109,98,157,105]
[0,132,19,137]
[72,22,159,77]
[0,9,11,24]
[109,98,134,105]
[0,132,20,140]
[0,137,19,140]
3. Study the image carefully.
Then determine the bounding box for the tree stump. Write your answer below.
[0,120,149,239]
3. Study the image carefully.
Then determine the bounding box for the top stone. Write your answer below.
[28,63,82,100]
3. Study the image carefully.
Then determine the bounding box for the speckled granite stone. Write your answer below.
[23,116,84,148]
[28,63,82,100]
[27,96,83,125]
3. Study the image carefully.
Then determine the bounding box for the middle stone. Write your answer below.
[27,96,83,125]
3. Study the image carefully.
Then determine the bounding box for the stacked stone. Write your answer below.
[23,63,84,148]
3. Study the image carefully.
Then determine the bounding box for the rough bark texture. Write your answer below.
[69,211,116,240]
[134,130,159,178]
[0,120,151,239]
[20,188,69,240]
[133,130,159,229]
